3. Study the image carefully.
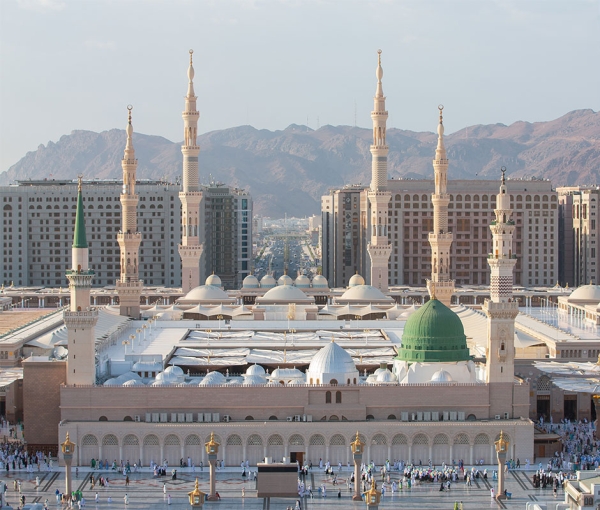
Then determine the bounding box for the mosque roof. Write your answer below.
[260,274,276,288]
[307,340,357,376]
[242,274,260,289]
[183,285,232,303]
[278,275,293,286]
[256,285,313,303]
[348,273,365,287]
[396,298,471,363]
[569,284,600,303]
[338,285,393,303]
[311,275,329,288]
[294,275,310,288]
[205,274,222,287]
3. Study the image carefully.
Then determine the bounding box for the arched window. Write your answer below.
[330,379,338,386]
[245,416,254,421]
[335,391,342,403]
[325,391,331,404]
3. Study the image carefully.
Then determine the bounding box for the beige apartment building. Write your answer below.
[558,186,599,287]
[322,178,558,290]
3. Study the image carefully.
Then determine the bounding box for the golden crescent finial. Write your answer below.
[77,175,83,192]
[501,166,507,185]
[127,104,133,125]
[189,49,194,64]
[438,105,444,124]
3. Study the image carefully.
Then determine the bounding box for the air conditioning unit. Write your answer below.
[223,415,231,423]
[134,415,140,422]
[286,417,293,422]
[504,412,510,419]
[294,415,301,422]
[495,414,501,420]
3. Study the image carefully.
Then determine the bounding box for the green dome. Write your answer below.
[395,299,471,363]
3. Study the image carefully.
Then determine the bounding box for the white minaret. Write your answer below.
[366,50,392,291]
[483,168,519,385]
[426,106,455,306]
[116,105,143,318]
[178,49,203,293]
[64,177,98,385]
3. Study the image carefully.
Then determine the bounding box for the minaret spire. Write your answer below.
[483,167,519,390]
[116,105,143,318]
[366,49,392,291]
[427,105,455,306]
[64,178,98,385]
[179,49,204,293]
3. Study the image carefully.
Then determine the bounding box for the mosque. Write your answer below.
[13,50,541,469]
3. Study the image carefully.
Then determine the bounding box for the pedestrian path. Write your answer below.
[0,464,578,509]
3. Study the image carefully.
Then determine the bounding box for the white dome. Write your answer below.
[569,284,600,303]
[242,374,267,385]
[376,370,398,383]
[295,275,310,288]
[278,274,294,286]
[349,273,365,287]
[260,274,276,288]
[165,365,184,376]
[431,369,454,383]
[122,379,145,387]
[258,285,313,303]
[340,285,390,302]
[198,371,226,386]
[270,367,304,380]
[287,379,306,386]
[205,274,222,287]
[184,285,230,302]
[228,379,242,385]
[103,378,120,386]
[246,364,266,376]
[115,371,142,383]
[312,274,329,288]
[306,340,359,385]
[243,274,260,289]
[151,380,174,387]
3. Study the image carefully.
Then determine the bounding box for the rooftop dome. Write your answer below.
[183,285,231,302]
[431,369,454,383]
[295,275,311,288]
[278,274,293,286]
[122,379,146,387]
[198,371,226,386]
[246,364,266,376]
[243,274,260,289]
[306,340,359,385]
[260,274,276,289]
[569,284,600,303]
[242,374,267,385]
[396,299,471,363]
[312,274,329,288]
[205,274,222,287]
[339,285,391,302]
[257,285,313,303]
[164,365,184,376]
[270,367,304,380]
[349,273,365,288]
[376,369,398,383]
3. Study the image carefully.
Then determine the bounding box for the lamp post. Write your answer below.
[61,432,76,503]
[363,478,381,509]
[217,315,223,330]
[136,328,142,349]
[142,323,148,341]
[364,329,369,346]
[188,478,206,507]
[350,431,365,501]
[290,328,296,346]
[206,329,212,347]
[205,432,220,501]
[494,431,509,499]
[122,338,130,356]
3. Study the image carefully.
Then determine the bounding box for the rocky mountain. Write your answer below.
[2,109,599,217]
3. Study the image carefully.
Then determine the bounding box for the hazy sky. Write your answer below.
[1,0,599,172]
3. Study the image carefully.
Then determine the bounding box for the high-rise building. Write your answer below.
[426,106,454,306]
[201,185,252,290]
[366,50,392,292]
[64,178,98,385]
[116,106,143,318]
[557,186,599,287]
[1,180,182,288]
[322,178,558,289]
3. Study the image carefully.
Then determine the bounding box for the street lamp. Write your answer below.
[217,315,223,330]
[206,329,212,347]
[364,329,369,346]
[122,338,131,356]
[290,328,296,346]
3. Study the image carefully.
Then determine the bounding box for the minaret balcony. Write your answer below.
[117,232,142,241]
[428,232,453,242]
[66,269,95,277]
